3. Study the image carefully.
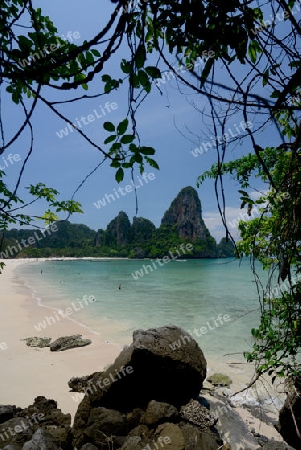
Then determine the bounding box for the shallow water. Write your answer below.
[16,257,283,408]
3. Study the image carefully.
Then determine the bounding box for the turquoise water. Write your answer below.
[15,258,264,364]
[15,257,286,409]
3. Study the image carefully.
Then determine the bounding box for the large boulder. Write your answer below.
[278,377,301,449]
[50,335,91,352]
[73,325,207,448]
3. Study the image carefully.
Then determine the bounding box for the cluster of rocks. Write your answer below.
[0,396,72,449]
[21,335,91,351]
[2,325,300,449]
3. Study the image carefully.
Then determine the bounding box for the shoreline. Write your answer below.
[0,258,286,443]
[0,259,122,420]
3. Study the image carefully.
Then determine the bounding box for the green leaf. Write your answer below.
[91,49,101,57]
[263,69,269,86]
[117,118,128,135]
[270,90,281,98]
[103,122,115,132]
[145,66,161,79]
[104,135,116,144]
[140,146,155,155]
[146,158,159,170]
[200,58,214,88]
[120,134,135,144]
[135,45,146,69]
[121,59,132,74]
[85,51,94,65]
[115,167,124,183]
[138,70,149,86]
[102,74,111,82]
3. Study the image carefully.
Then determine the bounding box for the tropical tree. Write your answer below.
[1,0,301,387]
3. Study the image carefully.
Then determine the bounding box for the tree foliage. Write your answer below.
[1,0,301,382]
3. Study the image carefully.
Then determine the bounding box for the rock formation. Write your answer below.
[102,211,132,247]
[50,335,91,352]
[72,325,208,448]
[0,396,71,449]
[278,377,301,449]
[161,186,210,241]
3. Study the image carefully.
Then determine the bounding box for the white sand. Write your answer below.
[0,259,121,420]
[0,259,286,444]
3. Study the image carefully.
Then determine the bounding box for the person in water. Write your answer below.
[118,284,121,290]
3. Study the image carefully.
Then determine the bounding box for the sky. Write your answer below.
[2,0,284,242]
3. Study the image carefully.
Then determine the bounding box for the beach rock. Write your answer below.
[78,445,98,450]
[178,422,223,449]
[258,443,296,450]
[140,400,178,426]
[180,399,217,429]
[68,373,102,392]
[203,394,260,450]
[17,397,71,450]
[21,338,51,348]
[73,325,207,448]
[22,428,60,450]
[207,373,232,387]
[0,406,17,424]
[278,377,301,449]
[49,335,91,352]
[0,418,33,448]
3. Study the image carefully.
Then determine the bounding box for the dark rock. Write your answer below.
[161,186,210,241]
[49,335,91,352]
[0,418,32,448]
[278,377,301,449]
[207,373,232,387]
[68,373,102,392]
[203,394,259,449]
[79,444,98,450]
[17,397,71,450]
[180,399,217,429]
[2,445,22,450]
[73,325,206,448]
[0,406,16,424]
[22,428,60,450]
[86,407,127,436]
[258,443,296,450]
[21,338,51,348]
[140,401,178,426]
[179,422,223,450]
[102,211,132,247]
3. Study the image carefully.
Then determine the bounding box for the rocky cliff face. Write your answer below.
[161,186,210,241]
[101,211,132,247]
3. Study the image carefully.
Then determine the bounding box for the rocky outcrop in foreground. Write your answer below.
[278,377,301,449]
[2,325,298,449]
[73,324,208,448]
[0,396,71,449]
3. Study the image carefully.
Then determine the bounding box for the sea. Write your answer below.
[15,257,285,411]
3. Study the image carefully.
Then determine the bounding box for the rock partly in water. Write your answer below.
[73,325,208,448]
[21,337,52,348]
[278,377,301,450]
[207,373,232,387]
[50,335,91,352]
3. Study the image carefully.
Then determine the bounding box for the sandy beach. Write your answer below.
[0,259,122,420]
[0,259,287,447]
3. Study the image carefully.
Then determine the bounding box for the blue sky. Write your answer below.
[3,0,282,242]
